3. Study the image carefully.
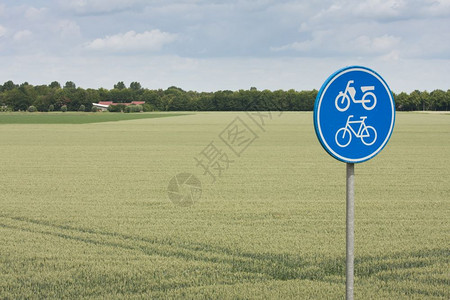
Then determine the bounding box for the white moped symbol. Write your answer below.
[335,80,377,112]
[335,115,377,148]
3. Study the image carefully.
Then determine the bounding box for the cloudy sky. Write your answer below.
[0,0,449,92]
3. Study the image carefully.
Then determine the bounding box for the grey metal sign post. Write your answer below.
[346,163,354,300]
[313,66,395,299]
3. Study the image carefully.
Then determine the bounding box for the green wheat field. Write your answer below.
[0,111,449,299]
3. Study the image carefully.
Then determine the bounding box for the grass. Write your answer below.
[0,111,187,124]
[0,112,448,299]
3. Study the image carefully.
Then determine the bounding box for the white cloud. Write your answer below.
[3,53,449,93]
[311,0,450,22]
[311,0,404,22]
[421,0,450,17]
[13,30,32,41]
[1,0,449,92]
[354,34,401,53]
[380,50,400,62]
[271,30,330,52]
[58,0,144,14]
[351,0,406,19]
[86,30,177,52]
[0,25,6,38]
[25,7,48,19]
[272,31,401,59]
[56,20,81,38]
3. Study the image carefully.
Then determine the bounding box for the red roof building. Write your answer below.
[92,101,146,111]
[98,101,145,106]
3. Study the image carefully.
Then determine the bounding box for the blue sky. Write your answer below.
[1,0,449,92]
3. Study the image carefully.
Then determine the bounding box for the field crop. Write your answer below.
[0,111,186,124]
[0,112,449,299]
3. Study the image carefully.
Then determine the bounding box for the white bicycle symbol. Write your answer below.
[335,80,377,112]
[335,115,377,148]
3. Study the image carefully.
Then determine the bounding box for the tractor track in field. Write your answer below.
[1,214,448,298]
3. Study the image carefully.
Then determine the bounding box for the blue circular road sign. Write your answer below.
[314,66,395,163]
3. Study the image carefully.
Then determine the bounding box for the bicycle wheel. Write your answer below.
[362,92,377,110]
[361,126,377,146]
[335,93,350,112]
[335,127,352,147]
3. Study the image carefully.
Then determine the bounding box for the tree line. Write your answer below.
[0,80,449,112]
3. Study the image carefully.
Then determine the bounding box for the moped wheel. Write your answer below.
[361,126,377,146]
[335,127,351,147]
[362,92,377,110]
[335,92,350,112]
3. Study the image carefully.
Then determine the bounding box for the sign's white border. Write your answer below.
[314,66,395,163]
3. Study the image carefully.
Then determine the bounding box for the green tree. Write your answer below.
[70,88,90,111]
[130,82,142,90]
[54,89,71,110]
[33,95,50,112]
[409,90,422,111]
[142,103,155,112]
[420,91,430,111]
[34,85,51,97]
[273,90,287,110]
[64,81,76,89]
[160,94,174,111]
[429,89,446,111]
[196,92,214,111]
[84,89,100,111]
[395,92,409,111]
[2,80,17,91]
[124,104,143,113]
[141,89,163,110]
[49,81,61,89]
[4,89,28,111]
[446,90,450,111]
[114,81,126,90]
[97,88,109,101]
[108,104,126,112]
[212,90,232,111]
[165,87,190,111]
[19,84,37,109]
[107,87,134,102]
